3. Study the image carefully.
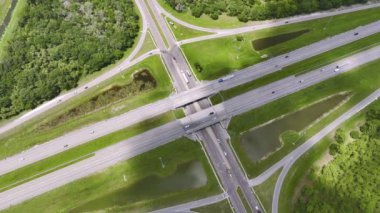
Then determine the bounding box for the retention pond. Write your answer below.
[240,94,347,162]
[73,160,207,212]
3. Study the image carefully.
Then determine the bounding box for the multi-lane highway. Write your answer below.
[144,1,263,211]
[1,1,380,212]
[1,17,380,184]
[2,0,378,139]
[1,42,379,211]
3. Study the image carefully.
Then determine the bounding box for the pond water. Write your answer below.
[252,29,310,51]
[72,160,207,212]
[240,94,347,162]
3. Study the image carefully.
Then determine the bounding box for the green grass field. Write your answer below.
[0,112,175,193]
[157,0,256,29]
[3,138,221,213]
[228,58,380,178]
[254,169,282,213]
[181,7,380,80]
[0,55,173,160]
[212,33,380,104]
[133,31,157,60]
[278,100,380,212]
[166,17,212,40]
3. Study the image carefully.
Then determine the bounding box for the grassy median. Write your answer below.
[3,138,221,213]
[182,7,380,80]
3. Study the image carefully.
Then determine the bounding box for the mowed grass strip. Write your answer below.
[237,187,252,213]
[212,33,380,103]
[0,112,176,193]
[182,7,380,80]
[0,55,173,160]
[3,138,221,213]
[166,17,212,41]
[228,58,380,178]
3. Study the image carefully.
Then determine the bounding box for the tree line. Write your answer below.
[295,108,380,212]
[164,0,368,22]
[0,0,140,119]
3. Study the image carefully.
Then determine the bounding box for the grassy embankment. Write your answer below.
[228,58,380,178]
[0,55,173,160]
[3,138,221,213]
[165,17,212,40]
[181,7,380,80]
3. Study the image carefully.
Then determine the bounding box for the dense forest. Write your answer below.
[164,0,368,22]
[295,109,380,212]
[0,0,139,119]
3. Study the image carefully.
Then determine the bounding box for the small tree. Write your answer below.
[236,35,244,42]
[334,128,346,144]
[350,130,360,139]
[194,62,203,72]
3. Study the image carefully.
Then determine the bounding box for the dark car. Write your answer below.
[354,32,359,36]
